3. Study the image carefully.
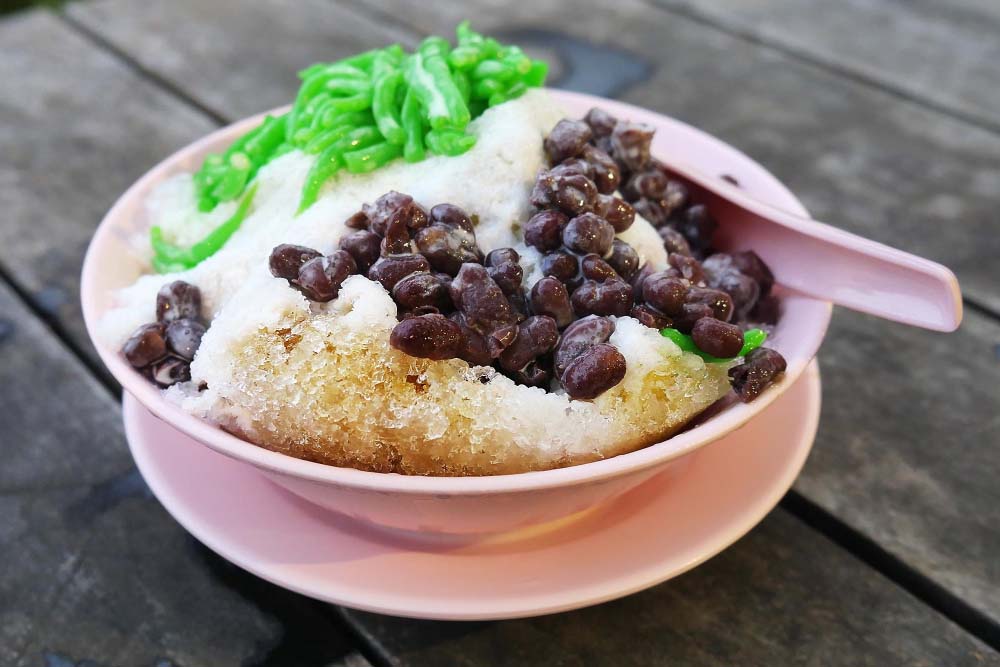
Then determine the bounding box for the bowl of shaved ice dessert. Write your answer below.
[82,24,831,534]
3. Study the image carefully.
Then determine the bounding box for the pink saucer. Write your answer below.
[124,362,820,620]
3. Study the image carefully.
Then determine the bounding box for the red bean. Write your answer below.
[580,145,620,194]
[632,198,668,227]
[499,316,559,373]
[485,248,524,298]
[524,210,568,251]
[530,276,574,328]
[294,251,357,302]
[554,315,615,378]
[448,312,492,366]
[562,212,615,256]
[672,302,715,333]
[686,286,734,322]
[581,254,619,282]
[629,263,655,302]
[596,195,635,233]
[510,358,553,388]
[571,278,633,317]
[368,254,431,291]
[659,226,692,256]
[702,253,761,321]
[731,250,774,297]
[561,343,627,399]
[338,231,381,274]
[269,244,322,281]
[692,317,744,358]
[584,107,618,137]
[641,272,687,316]
[151,355,191,388]
[729,347,787,402]
[544,119,593,164]
[668,252,705,284]
[750,295,781,325]
[429,203,474,232]
[392,272,452,314]
[156,281,202,323]
[389,313,464,360]
[656,175,690,218]
[414,222,483,275]
[123,323,167,368]
[344,210,370,230]
[449,264,519,357]
[558,157,594,179]
[605,239,640,280]
[630,304,672,330]
[622,169,668,201]
[676,204,717,253]
[363,191,428,236]
[541,251,579,284]
[164,318,206,360]
[531,168,598,216]
[610,121,654,171]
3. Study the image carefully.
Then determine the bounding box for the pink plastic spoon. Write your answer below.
[658,160,963,332]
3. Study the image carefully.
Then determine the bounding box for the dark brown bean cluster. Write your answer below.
[122,280,206,387]
[271,190,631,400]
[574,107,787,401]
[264,102,792,405]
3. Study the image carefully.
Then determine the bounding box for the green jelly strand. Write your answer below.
[297,127,381,212]
[401,87,426,163]
[151,184,258,273]
[425,128,475,156]
[660,327,768,362]
[739,328,768,357]
[406,38,470,130]
[343,141,403,173]
[371,50,406,145]
[297,146,343,214]
[186,22,551,225]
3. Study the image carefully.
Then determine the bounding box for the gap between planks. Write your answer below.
[30,1,1000,654]
[781,490,1000,652]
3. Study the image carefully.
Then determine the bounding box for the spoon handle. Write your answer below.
[676,170,963,332]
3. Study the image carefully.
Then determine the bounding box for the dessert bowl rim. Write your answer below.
[81,89,832,495]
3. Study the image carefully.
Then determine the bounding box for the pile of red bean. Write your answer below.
[259,106,786,402]
[121,280,206,387]
[530,108,787,402]
[267,190,626,399]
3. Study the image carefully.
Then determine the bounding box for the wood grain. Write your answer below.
[66,0,412,121]
[4,0,999,660]
[651,0,1000,132]
[345,511,998,667]
[0,11,216,367]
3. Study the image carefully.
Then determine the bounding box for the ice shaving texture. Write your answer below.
[103,90,731,475]
[172,276,732,474]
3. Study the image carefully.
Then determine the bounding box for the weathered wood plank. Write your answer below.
[651,0,1000,132]
[0,10,217,368]
[35,0,1000,648]
[65,0,411,121]
[344,511,998,667]
[803,306,1000,620]
[0,280,360,666]
[311,0,1000,626]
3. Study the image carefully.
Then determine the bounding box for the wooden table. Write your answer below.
[2,1,998,664]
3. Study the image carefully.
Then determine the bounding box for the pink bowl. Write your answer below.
[81,90,832,535]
